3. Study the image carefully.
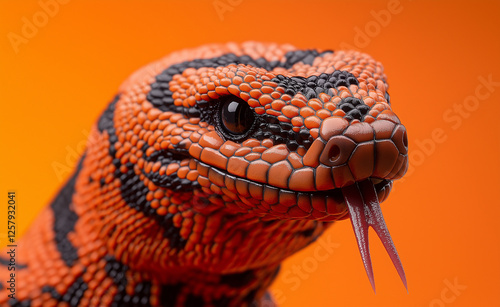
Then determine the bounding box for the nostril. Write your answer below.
[329,144,341,163]
[402,130,408,148]
[320,136,357,167]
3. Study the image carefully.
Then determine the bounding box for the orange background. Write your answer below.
[1,0,500,306]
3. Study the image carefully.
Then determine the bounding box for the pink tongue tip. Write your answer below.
[342,180,407,293]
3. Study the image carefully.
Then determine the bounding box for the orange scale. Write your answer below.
[261,85,274,94]
[153,189,164,199]
[324,102,336,111]
[271,99,286,111]
[316,109,332,119]
[310,128,319,139]
[239,83,251,92]
[206,82,216,91]
[220,141,240,157]
[249,89,262,99]
[156,207,168,216]
[244,74,256,82]
[177,166,190,179]
[340,91,352,99]
[287,152,304,169]
[234,147,252,156]
[240,92,251,101]
[166,164,180,176]
[207,91,219,99]
[363,116,375,123]
[319,93,331,102]
[332,109,346,117]
[160,198,170,207]
[282,105,299,118]
[299,106,315,118]
[304,116,321,129]
[259,94,273,105]
[267,160,292,188]
[220,78,231,87]
[291,116,304,128]
[150,200,160,209]
[228,84,239,96]
[233,76,243,85]
[247,98,260,108]
[302,140,324,168]
[308,99,323,110]
[250,81,262,89]
[170,135,184,145]
[201,148,228,170]
[244,152,261,162]
[199,131,224,149]
[251,146,268,153]
[288,168,315,191]
[137,112,147,125]
[215,86,229,95]
[271,92,282,100]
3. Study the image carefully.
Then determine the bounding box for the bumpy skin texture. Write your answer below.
[0,42,408,307]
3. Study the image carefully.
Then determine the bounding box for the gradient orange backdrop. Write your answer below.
[1,1,500,306]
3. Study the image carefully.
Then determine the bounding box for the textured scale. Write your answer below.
[0,42,409,307]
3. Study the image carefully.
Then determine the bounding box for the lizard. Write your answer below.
[0,41,409,307]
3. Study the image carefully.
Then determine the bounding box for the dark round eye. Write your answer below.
[220,96,255,136]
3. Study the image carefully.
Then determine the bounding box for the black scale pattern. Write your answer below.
[336,96,370,121]
[147,49,335,151]
[50,152,86,267]
[98,95,188,249]
[264,70,361,150]
[104,255,152,307]
[146,49,331,114]
[0,257,27,269]
[7,299,31,307]
[42,276,88,307]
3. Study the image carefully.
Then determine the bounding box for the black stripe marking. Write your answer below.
[105,255,152,306]
[219,269,255,288]
[0,257,27,269]
[50,152,85,267]
[147,49,332,114]
[7,299,31,307]
[42,276,88,307]
[99,95,191,248]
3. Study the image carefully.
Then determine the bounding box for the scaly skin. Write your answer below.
[0,42,408,307]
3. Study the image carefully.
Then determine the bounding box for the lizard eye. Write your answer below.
[219,96,256,137]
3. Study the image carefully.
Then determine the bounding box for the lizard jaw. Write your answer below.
[342,179,407,292]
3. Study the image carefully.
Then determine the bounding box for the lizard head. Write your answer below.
[95,42,408,288]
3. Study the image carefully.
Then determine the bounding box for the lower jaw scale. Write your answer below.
[341,179,407,292]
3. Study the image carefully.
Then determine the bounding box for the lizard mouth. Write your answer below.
[195,161,406,291]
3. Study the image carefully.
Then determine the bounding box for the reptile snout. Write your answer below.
[314,117,408,186]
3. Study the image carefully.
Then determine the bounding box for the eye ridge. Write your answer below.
[217,95,257,141]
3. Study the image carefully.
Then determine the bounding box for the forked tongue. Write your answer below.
[341,180,407,293]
